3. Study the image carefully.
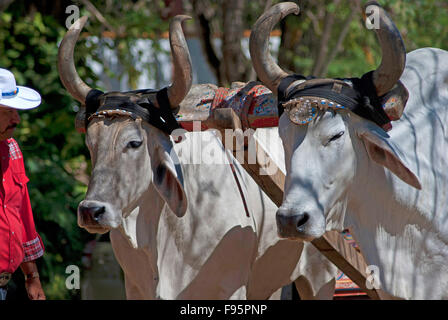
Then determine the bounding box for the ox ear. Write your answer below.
[359,129,422,190]
[151,146,188,217]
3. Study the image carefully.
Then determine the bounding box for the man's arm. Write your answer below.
[20,260,45,300]
[17,164,46,300]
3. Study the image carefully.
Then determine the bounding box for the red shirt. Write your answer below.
[0,138,44,274]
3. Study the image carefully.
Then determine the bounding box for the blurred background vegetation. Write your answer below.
[0,0,446,299]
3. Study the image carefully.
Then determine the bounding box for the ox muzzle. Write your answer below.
[276,206,325,241]
[78,200,118,233]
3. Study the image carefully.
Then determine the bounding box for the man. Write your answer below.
[0,68,45,300]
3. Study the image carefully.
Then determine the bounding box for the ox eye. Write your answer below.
[127,140,143,149]
[326,131,344,146]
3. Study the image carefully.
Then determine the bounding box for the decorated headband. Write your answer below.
[84,88,182,135]
[277,72,409,131]
[283,96,347,125]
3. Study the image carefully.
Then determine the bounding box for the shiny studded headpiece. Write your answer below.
[277,72,409,131]
[282,96,347,124]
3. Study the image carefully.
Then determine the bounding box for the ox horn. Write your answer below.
[57,16,92,104]
[249,2,299,93]
[366,1,406,96]
[166,15,193,109]
[58,16,92,133]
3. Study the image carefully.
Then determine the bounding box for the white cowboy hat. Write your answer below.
[0,68,41,110]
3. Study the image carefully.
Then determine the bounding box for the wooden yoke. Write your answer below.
[212,108,285,205]
[210,107,387,300]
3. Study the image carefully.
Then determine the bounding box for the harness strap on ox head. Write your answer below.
[84,87,182,135]
[155,87,182,133]
[277,71,391,129]
[350,71,391,128]
[277,74,308,117]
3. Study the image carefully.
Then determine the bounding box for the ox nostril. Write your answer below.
[91,206,105,221]
[296,213,309,228]
[80,205,106,222]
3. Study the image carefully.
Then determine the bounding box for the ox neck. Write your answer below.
[118,183,166,297]
[345,146,448,298]
[122,185,164,272]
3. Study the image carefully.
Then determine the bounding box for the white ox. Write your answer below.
[250,2,448,299]
[58,16,338,299]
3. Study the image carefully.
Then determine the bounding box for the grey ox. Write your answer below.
[58,15,338,299]
[250,1,448,299]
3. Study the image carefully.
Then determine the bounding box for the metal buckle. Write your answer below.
[0,273,12,287]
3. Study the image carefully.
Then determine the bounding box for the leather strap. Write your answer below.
[277,72,391,128]
[84,88,182,135]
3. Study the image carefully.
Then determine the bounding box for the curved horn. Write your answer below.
[366,2,406,96]
[249,2,299,93]
[166,15,193,109]
[58,16,92,104]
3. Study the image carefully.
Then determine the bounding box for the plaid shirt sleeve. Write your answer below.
[7,139,45,262]
[23,235,44,262]
[7,138,22,160]
[20,174,45,262]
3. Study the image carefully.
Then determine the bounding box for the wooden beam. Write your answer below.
[311,231,391,300]
[209,108,386,300]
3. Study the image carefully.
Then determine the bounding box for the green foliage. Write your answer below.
[83,0,170,90]
[278,0,448,78]
[0,8,96,300]
[0,0,173,300]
